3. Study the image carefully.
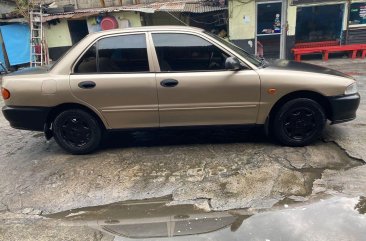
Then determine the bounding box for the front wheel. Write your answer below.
[272,98,326,147]
[53,109,102,154]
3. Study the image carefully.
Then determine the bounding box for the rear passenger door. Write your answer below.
[70,33,159,129]
[151,32,261,127]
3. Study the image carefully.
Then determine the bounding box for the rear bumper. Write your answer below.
[327,93,360,124]
[2,106,51,131]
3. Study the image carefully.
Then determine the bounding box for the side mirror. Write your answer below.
[225,57,242,71]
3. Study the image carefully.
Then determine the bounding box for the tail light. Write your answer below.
[1,87,10,100]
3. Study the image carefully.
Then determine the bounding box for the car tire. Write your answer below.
[53,109,102,154]
[272,98,326,147]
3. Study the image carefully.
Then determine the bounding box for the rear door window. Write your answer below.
[74,44,97,73]
[98,34,149,73]
[74,34,149,74]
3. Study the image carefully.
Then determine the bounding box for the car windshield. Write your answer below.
[205,31,263,67]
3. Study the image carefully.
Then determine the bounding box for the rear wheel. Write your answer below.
[53,109,102,154]
[272,98,326,147]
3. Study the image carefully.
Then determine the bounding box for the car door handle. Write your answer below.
[160,79,179,88]
[78,81,96,89]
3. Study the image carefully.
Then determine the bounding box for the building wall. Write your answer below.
[86,11,142,33]
[44,19,73,48]
[228,0,366,59]
[228,0,297,55]
[143,12,189,26]
[228,0,256,53]
[45,11,141,61]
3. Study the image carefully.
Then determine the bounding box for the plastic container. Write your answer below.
[100,16,119,30]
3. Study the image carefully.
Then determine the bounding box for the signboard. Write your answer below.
[291,0,345,5]
[349,2,366,25]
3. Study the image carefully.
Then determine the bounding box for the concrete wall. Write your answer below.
[227,0,256,53]
[228,0,256,40]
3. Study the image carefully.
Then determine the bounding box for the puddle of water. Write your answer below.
[45,196,366,241]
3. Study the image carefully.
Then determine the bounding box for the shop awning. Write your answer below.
[0,24,30,66]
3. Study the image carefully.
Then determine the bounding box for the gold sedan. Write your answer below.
[1,26,360,154]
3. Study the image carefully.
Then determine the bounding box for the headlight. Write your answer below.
[345,83,358,95]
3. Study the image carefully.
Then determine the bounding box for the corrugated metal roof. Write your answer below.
[42,1,227,21]
[43,12,97,22]
[154,2,186,12]
[184,3,226,13]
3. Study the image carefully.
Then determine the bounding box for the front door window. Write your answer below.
[152,33,229,72]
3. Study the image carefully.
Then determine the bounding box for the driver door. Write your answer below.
[151,32,261,127]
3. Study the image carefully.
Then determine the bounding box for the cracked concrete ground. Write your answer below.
[0,58,366,240]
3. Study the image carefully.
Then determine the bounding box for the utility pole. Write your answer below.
[280,0,288,59]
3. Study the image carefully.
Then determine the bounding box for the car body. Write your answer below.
[1,26,360,154]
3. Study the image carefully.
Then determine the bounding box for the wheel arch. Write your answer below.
[46,103,107,130]
[267,90,331,128]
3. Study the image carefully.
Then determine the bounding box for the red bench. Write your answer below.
[362,44,366,59]
[292,41,366,62]
[294,40,339,49]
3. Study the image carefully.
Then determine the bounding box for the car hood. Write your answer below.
[265,59,353,79]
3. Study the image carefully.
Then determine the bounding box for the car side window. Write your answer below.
[98,34,149,73]
[152,33,230,72]
[74,34,149,74]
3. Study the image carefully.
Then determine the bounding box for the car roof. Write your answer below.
[89,25,204,37]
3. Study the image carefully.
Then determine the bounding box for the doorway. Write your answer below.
[68,20,89,45]
[256,1,283,59]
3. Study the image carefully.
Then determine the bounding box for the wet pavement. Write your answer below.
[1,196,366,241]
[0,58,366,240]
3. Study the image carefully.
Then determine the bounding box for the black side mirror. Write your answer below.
[225,57,242,71]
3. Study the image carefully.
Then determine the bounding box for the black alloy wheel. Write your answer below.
[53,109,102,154]
[273,98,326,147]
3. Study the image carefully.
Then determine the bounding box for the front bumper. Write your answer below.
[2,106,51,131]
[327,93,360,124]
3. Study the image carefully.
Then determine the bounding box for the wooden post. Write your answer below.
[99,0,106,8]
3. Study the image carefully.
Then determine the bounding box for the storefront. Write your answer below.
[228,0,294,59]
[291,0,366,45]
[295,3,345,43]
[347,1,366,44]
[228,0,366,60]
